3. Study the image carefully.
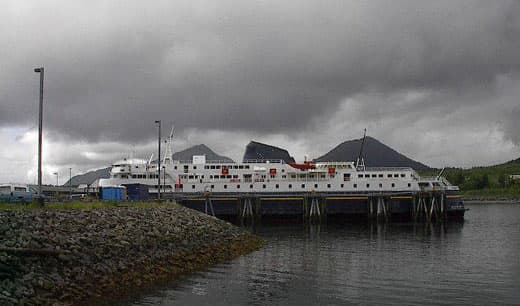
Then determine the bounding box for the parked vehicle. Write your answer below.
[0,183,34,203]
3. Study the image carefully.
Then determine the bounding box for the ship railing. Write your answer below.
[419,176,439,181]
[363,167,414,172]
[172,160,236,164]
[243,159,285,164]
[287,176,331,182]
[419,176,453,186]
[315,161,354,166]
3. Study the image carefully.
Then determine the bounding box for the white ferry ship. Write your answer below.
[100,157,421,195]
[99,134,465,218]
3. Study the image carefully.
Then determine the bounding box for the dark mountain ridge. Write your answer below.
[172,144,234,163]
[315,136,432,172]
[242,141,295,163]
[64,144,233,186]
[63,167,111,187]
[502,157,520,166]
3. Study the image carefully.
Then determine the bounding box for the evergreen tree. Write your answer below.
[454,172,465,186]
[481,174,489,189]
[498,172,506,188]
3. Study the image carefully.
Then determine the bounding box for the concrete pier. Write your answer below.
[166,190,464,222]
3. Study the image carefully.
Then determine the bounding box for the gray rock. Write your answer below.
[0,204,259,305]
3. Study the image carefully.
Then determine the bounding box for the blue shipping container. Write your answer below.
[102,187,126,201]
[122,184,150,201]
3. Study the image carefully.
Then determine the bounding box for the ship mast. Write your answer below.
[356,129,367,171]
[162,126,175,164]
[436,167,446,180]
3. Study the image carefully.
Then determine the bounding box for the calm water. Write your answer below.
[126,203,520,305]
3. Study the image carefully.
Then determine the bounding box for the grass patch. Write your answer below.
[462,188,520,200]
[0,201,178,211]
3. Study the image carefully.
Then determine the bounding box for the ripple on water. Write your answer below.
[126,203,520,306]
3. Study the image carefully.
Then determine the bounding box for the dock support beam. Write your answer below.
[243,197,254,218]
[377,197,390,221]
[305,195,322,223]
[414,192,446,222]
[204,195,215,217]
[240,196,256,224]
[368,196,389,221]
[368,197,374,219]
[309,197,321,219]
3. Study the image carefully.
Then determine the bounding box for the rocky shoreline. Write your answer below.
[0,204,264,305]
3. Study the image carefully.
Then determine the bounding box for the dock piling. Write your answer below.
[204,195,215,217]
[173,189,453,224]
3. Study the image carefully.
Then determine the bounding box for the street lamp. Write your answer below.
[53,172,59,185]
[162,165,166,195]
[34,67,44,207]
[155,120,161,201]
[53,172,58,199]
[69,167,72,199]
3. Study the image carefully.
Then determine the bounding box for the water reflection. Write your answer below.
[237,222,467,305]
[127,204,520,306]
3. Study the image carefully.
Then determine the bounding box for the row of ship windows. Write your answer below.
[359,173,407,178]
[119,174,160,179]
[317,164,352,169]
[205,165,250,170]
[120,173,407,180]
[172,165,252,170]
[178,173,407,180]
[179,174,295,180]
[186,182,412,189]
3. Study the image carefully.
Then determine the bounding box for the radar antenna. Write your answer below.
[162,125,175,164]
[436,167,446,180]
[355,129,367,171]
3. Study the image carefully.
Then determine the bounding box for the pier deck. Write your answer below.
[162,190,463,222]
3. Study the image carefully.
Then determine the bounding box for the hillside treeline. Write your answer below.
[431,161,520,198]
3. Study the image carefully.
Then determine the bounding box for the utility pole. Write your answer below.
[155,120,161,201]
[53,172,58,199]
[34,67,44,207]
[163,165,166,195]
[69,167,72,199]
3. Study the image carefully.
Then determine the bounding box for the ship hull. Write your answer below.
[446,190,466,220]
[176,193,417,218]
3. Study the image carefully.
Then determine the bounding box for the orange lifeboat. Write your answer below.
[288,161,316,170]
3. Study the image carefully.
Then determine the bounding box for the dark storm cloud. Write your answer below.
[1,0,519,143]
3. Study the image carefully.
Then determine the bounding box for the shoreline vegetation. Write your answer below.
[462,189,520,202]
[421,164,520,201]
[0,202,264,305]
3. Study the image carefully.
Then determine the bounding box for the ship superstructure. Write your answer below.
[99,134,466,219]
[100,156,422,194]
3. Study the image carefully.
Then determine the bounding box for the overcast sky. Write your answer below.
[1,0,519,183]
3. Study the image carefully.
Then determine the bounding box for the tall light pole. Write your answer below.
[163,165,166,195]
[155,120,161,201]
[69,167,72,199]
[34,67,44,207]
[53,172,58,199]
